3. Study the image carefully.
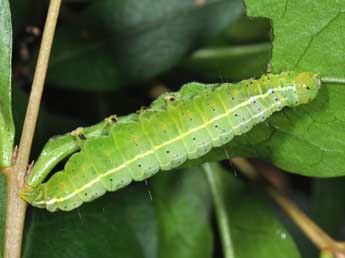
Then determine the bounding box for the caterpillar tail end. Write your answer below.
[20,184,46,209]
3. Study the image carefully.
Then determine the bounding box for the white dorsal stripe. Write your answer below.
[38,86,295,206]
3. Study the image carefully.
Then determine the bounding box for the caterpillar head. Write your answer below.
[294,72,321,105]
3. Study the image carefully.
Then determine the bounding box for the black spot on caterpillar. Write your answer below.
[21,71,321,212]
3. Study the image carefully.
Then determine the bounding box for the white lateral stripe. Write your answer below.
[38,86,294,206]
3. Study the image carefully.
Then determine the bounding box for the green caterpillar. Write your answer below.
[21,71,321,212]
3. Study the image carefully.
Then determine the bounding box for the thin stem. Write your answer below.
[3,168,26,258]
[321,77,345,85]
[231,158,345,256]
[266,186,335,250]
[3,1,62,258]
[190,43,271,60]
[14,0,62,183]
[203,163,235,258]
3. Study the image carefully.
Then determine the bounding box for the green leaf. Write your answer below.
[184,0,345,177]
[23,185,157,258]
[312,178,345,239]
[240,0,345,176]
[0,0,12,255]
[46,25,124,92]
[9,0,32,34]
[182,43,271,81]
[23,167,213,258]
[320,251,335,258]
[0,0,14,167]
[203,163,300,258]
[46,0,244,91]
[222,15,271,43]
[151,168,213,258]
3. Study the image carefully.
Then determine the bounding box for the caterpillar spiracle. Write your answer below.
[21,71,321,212]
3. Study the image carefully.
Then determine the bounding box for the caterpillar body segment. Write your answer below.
[21,72,321,211]
[26,115,118,187]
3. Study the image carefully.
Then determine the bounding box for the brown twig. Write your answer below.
[231,157,345,257]
[3,1,62,258]
[266,187,345,256]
